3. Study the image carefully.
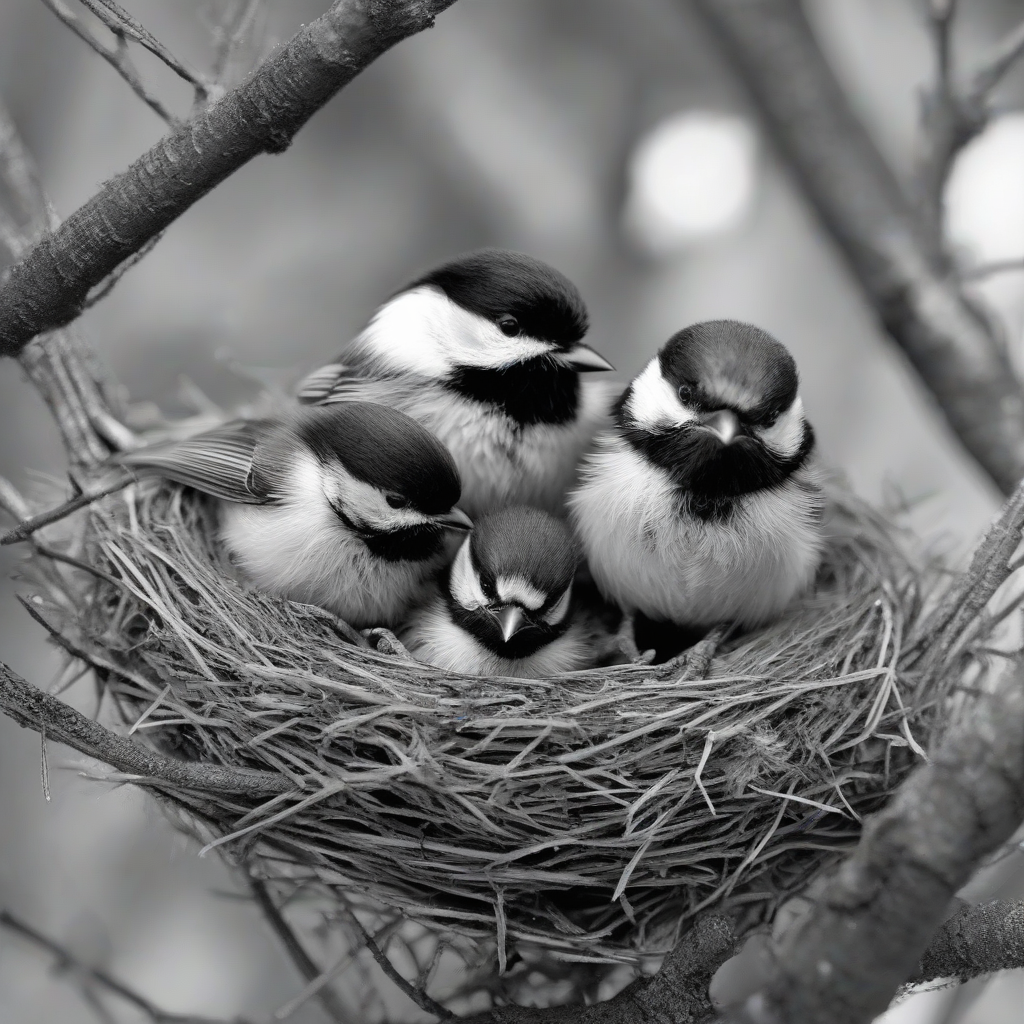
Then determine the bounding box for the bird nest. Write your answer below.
[14,449,1015,1007]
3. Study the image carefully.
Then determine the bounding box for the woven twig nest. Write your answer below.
[19,435,1013,1005]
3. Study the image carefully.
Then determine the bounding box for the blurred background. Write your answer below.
[1,1,1024,1021]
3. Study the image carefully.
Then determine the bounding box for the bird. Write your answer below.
[401,506,597,678]
[295,248,615,518]
[117,402,472,628]
[568,320,824,633]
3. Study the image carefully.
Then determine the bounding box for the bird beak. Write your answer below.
[561,344,615,372]
[698,409,742,445]
[438,507,473,532]
[496,605,528,642]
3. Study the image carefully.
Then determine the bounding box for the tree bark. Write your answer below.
[0,0,457,357]
[913,900,1024,984]
[0,661,289,796]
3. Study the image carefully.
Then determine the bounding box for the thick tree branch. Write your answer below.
[0,0,457,357]
[912,899,1024,984]
[727,660,1024,1024]
[0,661,290,796]
[688,0,1024,495]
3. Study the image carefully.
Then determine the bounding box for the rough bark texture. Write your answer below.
[730,663,1024,1024]
[0,0,457,356]
[0,661,289,796]
[459,916,738,1024]
[913,900,1024,984]
[689,0,1024,495]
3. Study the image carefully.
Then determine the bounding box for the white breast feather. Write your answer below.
[218,452,438,627]
[401,594,596,678]
[569,433,824,627]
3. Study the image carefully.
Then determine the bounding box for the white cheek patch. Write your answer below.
[495,575,546,611]
[358,286,553,377]
[626,359,697,430]
[319,462,431,531]
[450,537,488,610]
[758,397,806,458]
[357,288,453,378]
[543,584,572,625]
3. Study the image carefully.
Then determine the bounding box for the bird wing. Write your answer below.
[295,353,380,405]
[119,419,277,504]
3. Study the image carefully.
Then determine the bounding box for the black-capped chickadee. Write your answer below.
[401,506,596,677]
[296,249,615,518]
[119,403,472,627]
[569,320,824,630]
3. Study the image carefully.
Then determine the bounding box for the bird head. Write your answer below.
[618,320,813,505]
[445,506,579,657]
[355,249,612,391]
[293,403,471,561]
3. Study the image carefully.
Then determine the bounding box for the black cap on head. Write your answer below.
[470,506,579,596]
[295,403,461,515]
[407,248,589,349]
[659,320,798,423]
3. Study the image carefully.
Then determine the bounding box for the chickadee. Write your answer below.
[569,320,824,631]
[118,403,472,628]
[401,506,596,678]
[296,249,615,518]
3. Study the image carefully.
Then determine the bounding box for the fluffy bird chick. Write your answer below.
[119,403,471,628]
[402,506,595,678]
[569,320,824,630]
[297,249,615,517]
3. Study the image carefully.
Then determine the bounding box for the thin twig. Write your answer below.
[83,231,165,310]
[0,474,135,546]
[38,0,178,125]
[210,0,263,91]
[248,878,355,1024]
[77,0,214,100]
[343,909,454,1020]
[967,17,1024,103]
[0,95,53,229]
[0,908,250,1024]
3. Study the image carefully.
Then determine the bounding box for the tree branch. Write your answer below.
[341,908,453,1020]
[39,0,179,125]
[248,878,356,1024]
[687,0,1024,495]
[727,660,1024,1024]
[912,899,1024,984]
[0,660,290,797]
[0,0,458,357]
[0,908,251,1024]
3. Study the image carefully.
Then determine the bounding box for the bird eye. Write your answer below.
[497,315,520,337]
[677,383,694,405]
[385,494,410,510]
